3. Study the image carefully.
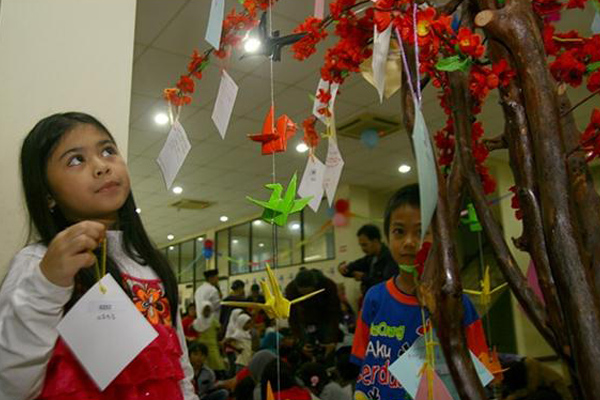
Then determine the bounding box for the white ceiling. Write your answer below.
[129,0,597,247]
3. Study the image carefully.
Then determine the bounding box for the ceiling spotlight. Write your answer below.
[169,246,175,250]
[154,112,169,125]
[220,215,229,222]
[232,239,239,244]
[398,164,412,174]
[258,242,265,248]
[172,186,183,194]
[296,143,309,153]
[197,237,204,242]
[253,220,263,226]
[244,37,262,53]
[135,208,141,214]
[290,223,300,230]
[167,234,175,241]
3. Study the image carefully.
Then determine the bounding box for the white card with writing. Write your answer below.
[211,70,239,139]
[156,121,191,190]
[312,78,340,125]
[323,139,345,206]
[205,0,225,49]
[298,156,326,212]
[57,274,158,391]
[372,24,392,103]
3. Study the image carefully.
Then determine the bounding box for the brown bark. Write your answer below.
[476,2,600,398]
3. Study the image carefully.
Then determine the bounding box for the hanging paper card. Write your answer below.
[211,70,239,139]
[372,24,392,103]
[389,334,493,400]
[156,121,191,190]
[298,156,326,212]
[323,139,345,206]
[412,107,438,241]
[314,0,325,19]
[205,0,225,49]
[57,274,158,390]
[312,78,340,125]
[415,367,454,400]
[592,12,600,34]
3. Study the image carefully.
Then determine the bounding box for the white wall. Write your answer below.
[0,0,136,279]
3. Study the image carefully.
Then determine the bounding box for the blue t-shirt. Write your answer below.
[351,279,485,400]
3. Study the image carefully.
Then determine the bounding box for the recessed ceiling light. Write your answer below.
[135,208,141,214]
[290,223,300,230]
[244,37,261,53]
[253,220,262,226]
[258,242,265,248]
[167,234,174,241]
[169,245,175,250]
[172,186,183,194]
[398,164,411,174]
[232,239,239,244]
[154,112,169,125]
[197,237,204,242]
[296,143,309,153]
[220,216,229,222]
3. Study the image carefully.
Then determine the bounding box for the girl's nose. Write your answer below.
[94,159,110,177]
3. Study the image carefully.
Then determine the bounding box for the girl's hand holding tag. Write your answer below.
[40,221,106,287]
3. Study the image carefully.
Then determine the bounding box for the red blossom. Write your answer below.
[532,0,564,19]
[176,75,195,94]
[330,0,357,19]
[492,59,516,88]
[509,186,523,220]
[187,50,205,79]
[587,70,600,92]
[302,116,320,149]
[581,109,600,162]
[583,35,600,62]
[415,242,432,277]
[292,17,328,61]
[566,0,586,9]
[550,49,586,87]
[163,88,191,107]
[317,89,332,104]
[456,27,485,58]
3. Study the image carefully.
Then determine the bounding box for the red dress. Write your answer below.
[38,274,185,400]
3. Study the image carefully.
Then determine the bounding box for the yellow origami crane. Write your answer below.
[266,381,275,400]
[463,266,508,310]
[221,264,324,320]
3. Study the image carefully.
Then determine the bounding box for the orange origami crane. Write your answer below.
[248,106,297,155]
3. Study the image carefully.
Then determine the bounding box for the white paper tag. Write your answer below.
[57,274,158,391]
[314,0,325,18]
[211,70,239,139]
[156,121,191,190]
[205,0,225,49]
[312,78,340,125]
[323,139,345,206]
[298,156,326,212]
[372,24,392,103]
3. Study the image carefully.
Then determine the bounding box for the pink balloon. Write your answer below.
[526,260,545,305]
[332,213,348,227]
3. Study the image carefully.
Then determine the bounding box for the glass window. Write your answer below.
[194,236,207,288]
[230,223,250,275]
[251,219,273,271]
[277,214,302,267]
[303,205,335,262]
[179,240,195,284]
[166,244,180,279]
[216,229,230,277]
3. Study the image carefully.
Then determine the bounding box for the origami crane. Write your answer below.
[242,12,307,61]
[247,173,312,227]
[464,266,508,309]
[221,264,324,320]
[248,106,297,155]
[478,348,506,383]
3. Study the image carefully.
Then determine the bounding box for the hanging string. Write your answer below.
[411,1,422,106]
[94,239,107,294]
[394,28,418,106]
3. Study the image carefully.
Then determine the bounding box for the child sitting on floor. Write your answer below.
[188,343,229,400]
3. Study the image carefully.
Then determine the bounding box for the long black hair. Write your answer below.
[20,112,179,322]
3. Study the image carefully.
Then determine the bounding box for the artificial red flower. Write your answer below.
[580,108,600,161]
[587,70,600,92]
[543,25,559,56]
[292,17,328,61]
[415,242,432,277]
[434,116,455,167]
[532,0,564,19]
[509,186,523,220]
[317,88,332,104]
[176,75,195,94]
[330,0,357,19]
[163,88,191,107]
[187,50,205,79]
[550,49,586,87]
[302,116,320,149]
[456,27,485,58]
[583,34,600,62]
[566,0,586,9]
[491,59,516,88]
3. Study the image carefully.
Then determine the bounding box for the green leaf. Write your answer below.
[587,61,600,73]
[435,55,471,72]
[237,0,245,4]
[308,93,316,103]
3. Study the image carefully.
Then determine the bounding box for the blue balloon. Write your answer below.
[326,206,336,218]
[203,248,214,259]
[361,129,379,149]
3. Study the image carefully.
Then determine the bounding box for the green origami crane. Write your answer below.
[461,203,482,232]
[247,173,313,227]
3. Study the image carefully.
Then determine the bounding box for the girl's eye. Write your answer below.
[67,155,84,167]
[392,228,404,236]
[101,146,117,157]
